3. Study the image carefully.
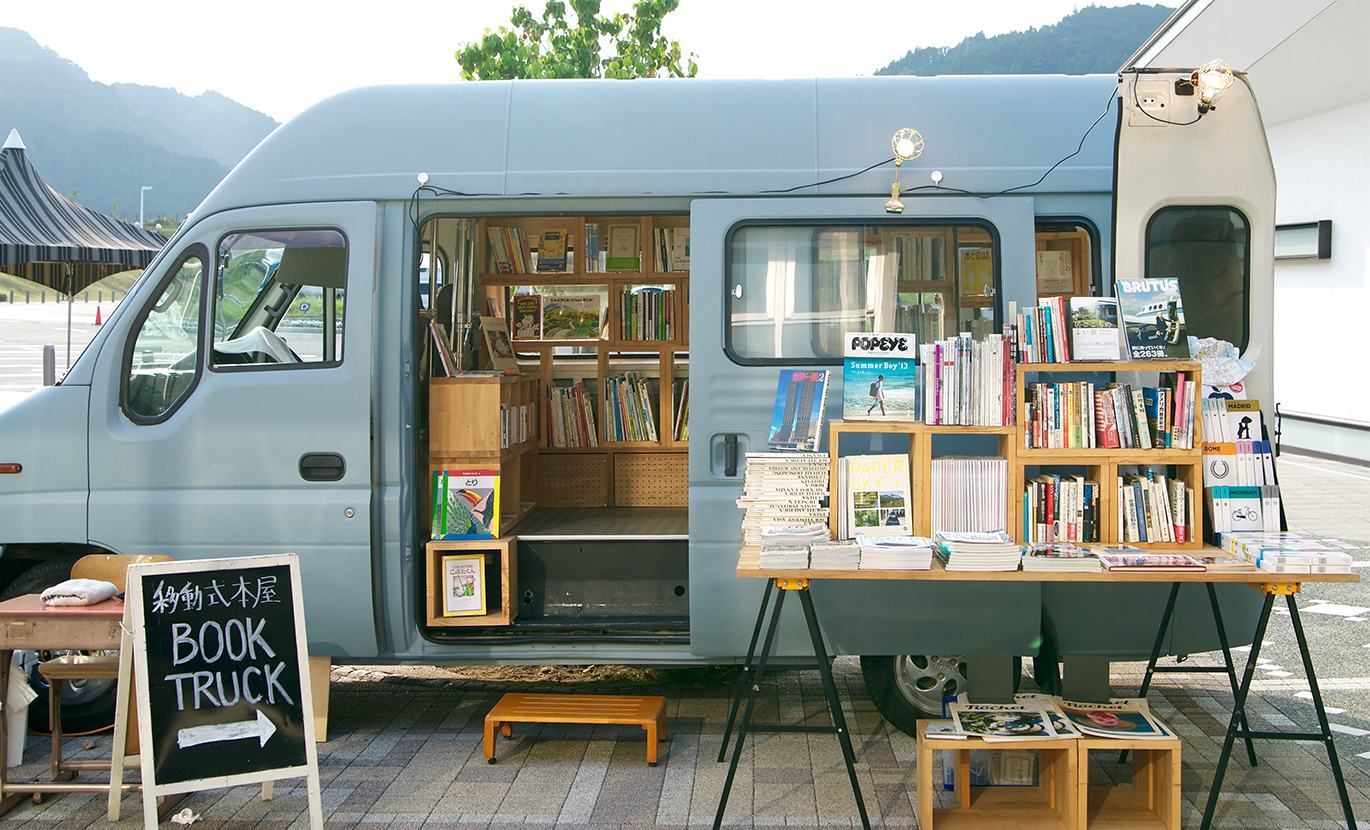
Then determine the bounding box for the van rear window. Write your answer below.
[1145,207,1249,351]
[725,222,999,364]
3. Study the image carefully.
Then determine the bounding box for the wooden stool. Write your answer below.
[484,693,668,765]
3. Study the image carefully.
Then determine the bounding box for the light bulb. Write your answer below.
[895,138,916,159]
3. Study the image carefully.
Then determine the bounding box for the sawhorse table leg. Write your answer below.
[1201,584,1357,830]
[713,578,870,830]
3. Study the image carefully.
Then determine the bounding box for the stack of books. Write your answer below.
[809,539,862,569]
[1021,543,1101,573]
[759,544,810,569]
[1095,546,1205,572]
[1218,531,1355,574]
[737,453,830,547]
[759,523,830,546]
[857,535,934,570]
[934,530,1021,572]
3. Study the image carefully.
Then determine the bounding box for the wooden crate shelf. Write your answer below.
[426,537,518,627]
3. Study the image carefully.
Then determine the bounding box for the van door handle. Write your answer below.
[299,453,346,482]
[724,434,738,477]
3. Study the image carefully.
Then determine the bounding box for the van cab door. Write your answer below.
[87,202,379,658]
[688,196,1042,659]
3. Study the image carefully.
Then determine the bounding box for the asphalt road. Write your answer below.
[0,299,111,404]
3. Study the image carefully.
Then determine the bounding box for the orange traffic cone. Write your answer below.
[94,306,102,325]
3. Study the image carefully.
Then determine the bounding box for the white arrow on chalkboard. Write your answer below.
[177,709,279,749]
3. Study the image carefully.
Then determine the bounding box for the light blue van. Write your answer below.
[0,70,1276,733]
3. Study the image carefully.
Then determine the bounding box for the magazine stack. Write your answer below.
[856,535,934,570]
[947,694,1173,741]
[934,530,1021,572]
[737,453,830,547]
[759,544,810,569]
[809,539,862,569]
[1021,543,1102,573]
[930,457,1007,533]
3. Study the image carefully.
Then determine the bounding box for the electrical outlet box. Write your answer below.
[1129,79,1172,127]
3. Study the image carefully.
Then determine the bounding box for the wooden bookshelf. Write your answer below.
[425,538,518,627]
[826,361,1204,548]
[473,214,689,509]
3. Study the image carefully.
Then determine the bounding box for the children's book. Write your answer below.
[842,332,917,421]
[1068,297,1122,361]
[1115,278,1190,359]
[536,229,569,273]
[845,454,912,535]
[432,469,500,539]
[767,369,829,452]
[542,295,602,339]
[511,294,542,340]
[442,554,487,616]
[480,315,518,371]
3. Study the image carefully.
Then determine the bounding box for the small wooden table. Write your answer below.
[484,693,668,765]
[0,595,128,812]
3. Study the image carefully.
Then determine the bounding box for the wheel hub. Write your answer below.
[893,654,967,716]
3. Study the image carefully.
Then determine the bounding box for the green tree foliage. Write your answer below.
[457,0,697,80]
[876,4,1175,76]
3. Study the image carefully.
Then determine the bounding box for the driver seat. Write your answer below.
[36,554,171,783]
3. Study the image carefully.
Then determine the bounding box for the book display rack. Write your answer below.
[828,360,1203,548]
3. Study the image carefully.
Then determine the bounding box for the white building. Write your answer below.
[1130,0,1370,462]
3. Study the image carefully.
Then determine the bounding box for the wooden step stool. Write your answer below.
[484,693,668,765]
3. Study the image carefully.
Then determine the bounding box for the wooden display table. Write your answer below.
[483,693,668,765]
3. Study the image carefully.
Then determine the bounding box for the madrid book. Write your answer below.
[842,332,917,421]
[1116,278,1190,359]
[768,369,829,452]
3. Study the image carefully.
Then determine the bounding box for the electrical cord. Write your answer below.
[1128,69,1202,127]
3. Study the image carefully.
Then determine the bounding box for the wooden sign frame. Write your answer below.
[113,554,322,830]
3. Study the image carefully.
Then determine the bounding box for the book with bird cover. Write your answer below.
[432,469,500,539]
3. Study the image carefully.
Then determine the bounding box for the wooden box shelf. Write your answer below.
[918,723,1078,830]
[1077,737,1181,830]
[425,537,518,627]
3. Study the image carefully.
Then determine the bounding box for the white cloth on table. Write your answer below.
[39,578,118,606]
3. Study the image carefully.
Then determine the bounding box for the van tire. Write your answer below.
[860,654,1023,737]
[0,560,121,734]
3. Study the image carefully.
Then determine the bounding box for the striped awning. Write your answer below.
[0,129,165,269]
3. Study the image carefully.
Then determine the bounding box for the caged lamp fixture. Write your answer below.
[885,128,924,213]
[1193,59,1234,114]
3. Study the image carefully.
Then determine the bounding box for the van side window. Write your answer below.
[212,229,347,367]
[726,223,997,363]
[124,252,206,421]
[1035,221,1098,298]
[1146,207,1249,350]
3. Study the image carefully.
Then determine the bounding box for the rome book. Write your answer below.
[432,469,500,539]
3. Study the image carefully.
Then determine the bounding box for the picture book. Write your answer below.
[442,554,487,616]
[1116,278,1190,359]
[511,294,542,340]
[1068,297,1122,361]
[1053,698,1171,739]
[432,469,500,540]
[429,320,457,377]
[480,315,518,371]
[606,223,641,271]
[542,295,602,339]
[845,454,912,535]
[842,332,917,421]
[767,369,829,452]
[536,229,569,273]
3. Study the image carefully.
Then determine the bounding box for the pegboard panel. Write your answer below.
[538,453,609,507]
[615,452,688,507]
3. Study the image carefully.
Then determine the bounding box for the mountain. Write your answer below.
[876,5,1176,77]
[0,27,278,219]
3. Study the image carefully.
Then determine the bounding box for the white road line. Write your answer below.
[1329,724,1370,737]
[1280,458,1370,482]
[1294,693,1344,713]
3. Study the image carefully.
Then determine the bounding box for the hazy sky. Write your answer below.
[6,0,1168,122]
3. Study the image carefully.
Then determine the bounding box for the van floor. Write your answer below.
[509,507,688,540]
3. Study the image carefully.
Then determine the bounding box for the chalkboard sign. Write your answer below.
[121,554,322,830]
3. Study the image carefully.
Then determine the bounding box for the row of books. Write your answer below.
[1011,278,1191,364]
[1017,297,1072,363]
[930,457,1008,534]
[1201,398,1264,444]
[1215,531,1355,574]
[620,286,675,340]
[918,332,1015,426]
[1119,473,1193,544]
[604,372,659,443]
[737,453,829,548]
[1023,374,1196,450]
[499,402,534,448]
[546,381,598,448]
[488,227,574,275]
[1024,476,1100,544]
[651,228,690,272]
[1206,485,1283,535]
[671,379,690,441]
